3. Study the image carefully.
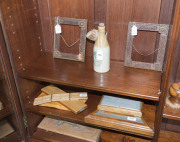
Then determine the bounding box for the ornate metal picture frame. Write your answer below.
[124,22,169,71]
[53,17,88,62]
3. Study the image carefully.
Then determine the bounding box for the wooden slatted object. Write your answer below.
[33,95,52,106]
[38,92,70,111]
[52,93,69,101]
[70,92,88,100]
[41,85,66,95]
[60,100,87,114]
[38,117,101,142]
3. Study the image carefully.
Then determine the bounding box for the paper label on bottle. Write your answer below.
[127,117,137,122]
[80,94,87,97]
[96,50,103,60]
[55,24,62,34]
[131,25,137,36]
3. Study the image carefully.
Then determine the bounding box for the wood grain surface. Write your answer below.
[18,53,161,101]
[0,0,178,141]
[27,94,101,124]
[0,0,44,70]
[101,131,150,142]
[38,0,94,56]
[38,117,101,142]
[32,128,92,142]
[60,100,87,114]
[163,104,180,121]
[27,94,156,138]
[85,110,154,138]
[153,1,180,141]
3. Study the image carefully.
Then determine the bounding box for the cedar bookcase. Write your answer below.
[0,0,179,142]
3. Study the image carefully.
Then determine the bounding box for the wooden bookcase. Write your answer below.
[0,22,26,141]
[0,0,179,142]
[161,0,180,134]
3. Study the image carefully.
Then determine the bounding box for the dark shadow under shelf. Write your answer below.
[0,96,11,120]
[0,108,11,120]
[0,132,20,142]
[18,52,161,101]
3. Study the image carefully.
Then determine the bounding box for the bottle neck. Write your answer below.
[95,30,109,48]
[98,31,106,39]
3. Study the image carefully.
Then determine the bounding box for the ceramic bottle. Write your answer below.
[93,23,110,73]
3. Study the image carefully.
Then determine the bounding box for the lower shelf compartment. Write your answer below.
[31,128,180,142]
[32,128,151,142]
[26,93,156,138]
[26,94,101,124]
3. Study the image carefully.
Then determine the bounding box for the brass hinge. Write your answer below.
[23,116,28,128]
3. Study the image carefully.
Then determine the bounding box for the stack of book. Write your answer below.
[97,95,143,117]
[85,95,153,137]
[33,85,88,114]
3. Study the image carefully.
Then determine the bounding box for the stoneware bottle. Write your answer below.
[93,23,110,73]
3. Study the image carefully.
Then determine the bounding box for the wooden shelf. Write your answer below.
[0,132,21,142]
[101,131,151,142]
[26,94,101,124]
[18,52,161,101]
[26,93,155,138]
[32,129,152,142]
[163,104,180,121]
[158,130,180,142]
[32,128,90,142]
[101,130,180,142]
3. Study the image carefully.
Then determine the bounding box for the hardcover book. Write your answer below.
[98,95,143,117]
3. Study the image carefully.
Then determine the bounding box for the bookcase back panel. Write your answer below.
[38,0,174,63]
[106,0,161,62]
[1,0,175,65]
[38,0,94,57]
[0,0,44,70]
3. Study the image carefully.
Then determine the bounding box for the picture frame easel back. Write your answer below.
[53,17,88,62]
[124,22,169,71]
